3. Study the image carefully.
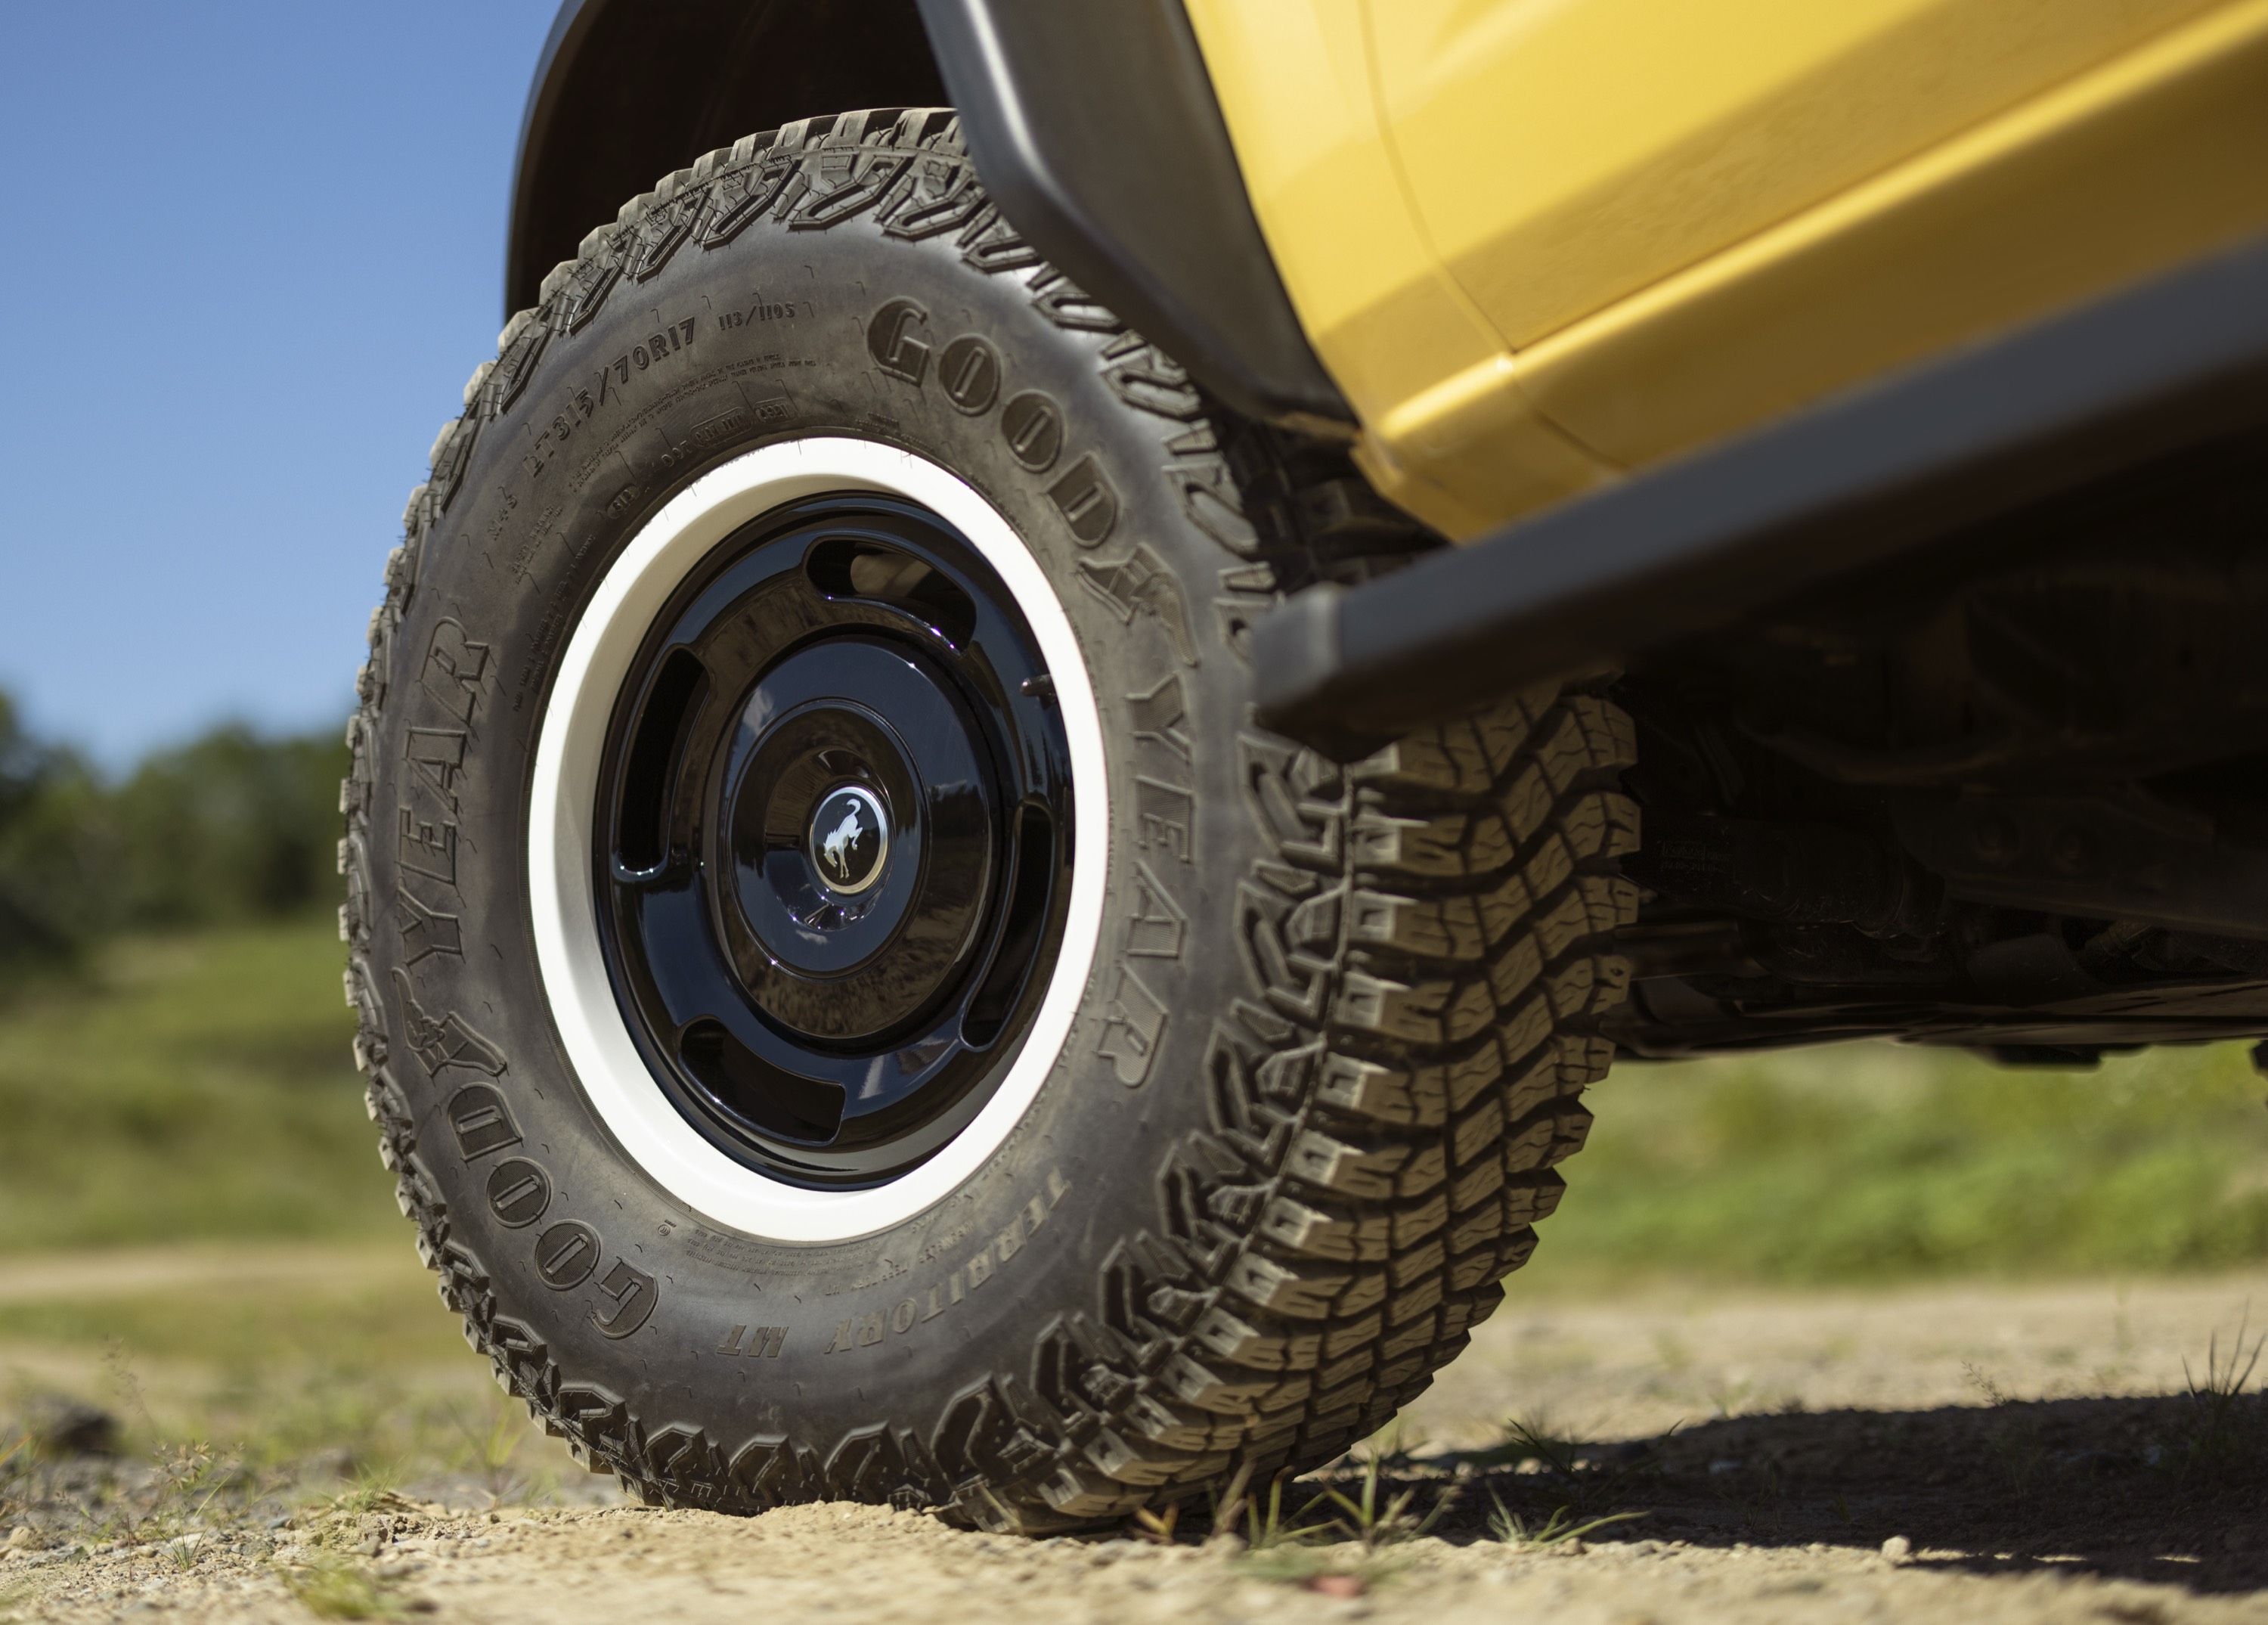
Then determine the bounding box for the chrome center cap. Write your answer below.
[809,784,889,895]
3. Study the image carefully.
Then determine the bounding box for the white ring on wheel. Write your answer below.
[528,437,1108,1243]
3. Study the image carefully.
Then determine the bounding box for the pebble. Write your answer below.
[1882,1536,1913,1563]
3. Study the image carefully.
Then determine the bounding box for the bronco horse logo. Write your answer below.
[821,809,866,882]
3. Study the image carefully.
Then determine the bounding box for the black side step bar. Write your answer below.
[1252,233,2268,760]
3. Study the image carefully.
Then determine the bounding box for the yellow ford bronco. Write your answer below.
[344,0,2268,1526]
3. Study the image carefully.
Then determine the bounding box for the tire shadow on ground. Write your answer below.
[1311,1392,2266,1596]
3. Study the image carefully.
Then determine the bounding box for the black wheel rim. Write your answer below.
[593,493,1074,1187]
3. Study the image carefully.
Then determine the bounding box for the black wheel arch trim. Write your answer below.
[507,0,1353,433]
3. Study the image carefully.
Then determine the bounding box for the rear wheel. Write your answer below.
[342,107,1637,1529]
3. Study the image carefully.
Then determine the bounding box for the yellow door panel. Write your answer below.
[1370,0,2225,352]
[1517,0,2268,465]
[1184,0,1617,534]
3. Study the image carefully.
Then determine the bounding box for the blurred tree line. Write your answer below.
[0,689,345,976]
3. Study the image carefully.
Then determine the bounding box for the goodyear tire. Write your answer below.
[342,109,1639,1530]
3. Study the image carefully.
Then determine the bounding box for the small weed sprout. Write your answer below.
[1960,1364,2046,1501]
[1129,1501,1179,1546]
[2161,1312,2265,1482]
[1238,1473,1332,1553]
[452,1397,531,1503]
[1961,1362,2012,1407]
[1366,1419,1429,1467]
[1501,1414,1585,1478]
[1493,1414,1668,1515]
[282,1555,396,1620]
[333,1464,411,1518]
[107,1442,237,1554]
[1312,1447,1456,1551]
[1201,1461,1253,1549]
[1706,1378,1755,1419]
[1225,1471,1340,1584]
[0,1430,25,1527]
[1990,1416,2046,1501]
[1487,1494,1644,1550]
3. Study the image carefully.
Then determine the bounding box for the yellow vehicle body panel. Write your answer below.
[1186,0,2268,539]
[1373,0,2224,351]
[1182,0,1619,528]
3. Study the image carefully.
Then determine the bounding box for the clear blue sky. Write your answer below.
[0,1,562,768]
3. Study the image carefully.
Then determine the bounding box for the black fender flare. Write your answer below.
[507,0,1349,430]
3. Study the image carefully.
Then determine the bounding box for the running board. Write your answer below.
[1252,233,2268,760]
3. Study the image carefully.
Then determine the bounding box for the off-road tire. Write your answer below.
[341,107,1638,1530]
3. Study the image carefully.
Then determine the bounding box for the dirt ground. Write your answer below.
[5,1262,2266,1623]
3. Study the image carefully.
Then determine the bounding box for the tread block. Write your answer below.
[1257,1373,1314,1413]
[1388,1236,1445,1289]
[1349,807,1514,879]
[1285,1130,1408,1199]
[1259,1195,1354,1261]
[1446,1202,1502,1258]
[1385,1274,1445,1326]
[1450,1154,1508,1213]
[1390,1189,1448,1248]
[1378,1312,1438,1362]
[1496,992,1555,1068]
[1321,1312,1383,1360]
[1451,1095,1506,1168]
[1501,1171,1566,1227]
[1428,1043,1504,1117]
[1499,1051,1560,1121]
[1315,1053,1444,1128]
[1043,1464,1154,1518]
[1393,1143,1447,1198]
[1349,726,1493,796]
[1308,1375,1374,1418]
[1485,932,1546,1009]
[1334,969,1491,1045]
[1440,1282,1507,1340]
[1334,1269,1388,1317]
[1120,1388,1234,1452]
[1503,1102,1594,1171]
[1154,1352,1273,1414]
[1559,790,1642,862]
[1192,1305,1321,1372]
[1532,886,1596,960]
[1346,889,1486,960]
[1473,690,1556,776]
[1225,1251,1350,1320]
[1500,764,1554,845]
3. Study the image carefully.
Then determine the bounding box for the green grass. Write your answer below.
[4,915,2267,1284]
[0,916,393,1251]
[0,1270,460,1376]
[1524,1037,2268,1288]
[0,920,579,1513]
[0,1269,560,1512]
